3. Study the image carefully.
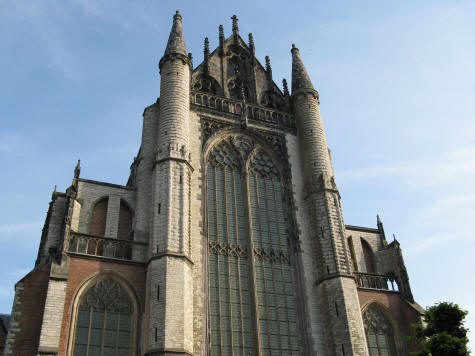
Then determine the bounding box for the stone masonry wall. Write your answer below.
[189,110,205,356]
[286,133,326,355]
[358,289,422,353]
[76,180,136,239]
[38,279,67,354]
[37,194,68,266]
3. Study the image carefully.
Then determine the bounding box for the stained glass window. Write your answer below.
[207,137,299,355]
[72,277,134,356]
[363,304,397,356]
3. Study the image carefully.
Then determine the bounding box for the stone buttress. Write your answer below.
[291,44,369,356]
[144,11,194,356]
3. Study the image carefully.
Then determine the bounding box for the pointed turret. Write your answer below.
[146,10,194,354]
[291,43,369,354]
[291,44,316,95]
[163,11,187,57]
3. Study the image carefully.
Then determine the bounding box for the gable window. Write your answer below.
[206,136,299,356]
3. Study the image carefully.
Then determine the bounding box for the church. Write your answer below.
[3,11,424,356]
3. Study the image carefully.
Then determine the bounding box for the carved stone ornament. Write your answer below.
[201,118,232,144]
[209,241,248,258]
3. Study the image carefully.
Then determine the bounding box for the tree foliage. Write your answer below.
[411,302,469,356]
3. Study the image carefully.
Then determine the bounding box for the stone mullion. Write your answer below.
[254,175,272,353]
[86,307,93,356]
[100,309,107,356]
[244,171,262,356]
[232,170,246,355]
[115,311,121,355]
[264,177,283,355]
[213,167,223,355]
[223,167,235,354]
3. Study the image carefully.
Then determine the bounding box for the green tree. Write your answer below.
[411,302,470,356]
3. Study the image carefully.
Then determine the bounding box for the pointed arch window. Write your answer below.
[362,239,376,274]
[71,277,136,356]
[90,198,108,237]
[363,304,398,356]
[118,200,133,241]
[206,136,299,356]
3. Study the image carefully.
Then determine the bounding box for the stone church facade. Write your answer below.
[3,11,424,356]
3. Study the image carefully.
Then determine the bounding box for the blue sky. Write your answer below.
[1,0,474,349]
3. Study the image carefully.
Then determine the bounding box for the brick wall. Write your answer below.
[3,264,50,356]
[358,289,422,353]
[56,257,146,356]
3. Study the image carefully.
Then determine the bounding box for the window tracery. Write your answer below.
[363,304,397,356]
[72,277,135,356]
[207,135,299,356]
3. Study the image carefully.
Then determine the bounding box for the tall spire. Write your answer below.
[291,43,315,94]
[163,10,187,58]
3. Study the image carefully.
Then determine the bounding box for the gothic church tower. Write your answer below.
[3,11,424,356]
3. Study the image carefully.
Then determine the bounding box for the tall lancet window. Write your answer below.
[206,136,299,356]
[248,149,299,354]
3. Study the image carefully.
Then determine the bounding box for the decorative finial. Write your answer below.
[204,37,210,60]
[283,79,289,96]
[377,214,387,246]
[174,10,182,21]
[219,24,224,38]
[219,24,224,56]
[74,159,81,180]
[248,33,255,54]
[54,185,57,193]
[231,15,239,35]
[291,43,297,52]
[392,234,399,245]
[188,52,193,66]
[265,55,272,79]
